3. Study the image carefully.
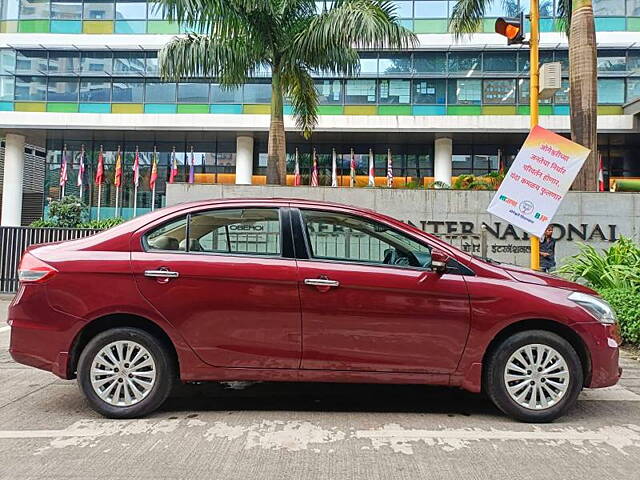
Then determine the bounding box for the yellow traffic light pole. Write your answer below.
[529,0,541,271]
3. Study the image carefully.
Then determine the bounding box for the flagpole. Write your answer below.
[60,144,67,199]
[79,145,84,200]
[350,148,355,188]
[368,148,375,187]
[133,146,139,217]
[151,146,157,211]
[115,146,120,218]
[331,148,337,187]
[96,145,103,221]
[387,148,393,188]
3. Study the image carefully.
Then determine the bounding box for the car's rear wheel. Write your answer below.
[77,327,174,418]
[485,330,583,423]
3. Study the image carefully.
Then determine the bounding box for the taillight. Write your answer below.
[18,252,57,284]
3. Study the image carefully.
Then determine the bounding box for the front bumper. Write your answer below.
[573,321,621,388]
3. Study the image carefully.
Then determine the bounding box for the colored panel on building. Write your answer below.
[597,105,623,115]
[51,20,82,34]
[47,103,79,113]
[0,102,13,111]
[539,18,558,32]
[115,21,146,34]
[378,105,411,115]
[398,19,413,30]
[243,104,270,114]
[413,19,448,34]
[447,105,482,115]
[344,105,377,115]
[283,105,294,115]
[594,18,625,32]
[482,105,517,115]
[112,103,144,114]
[412,105,446,115]
[83,21,114,34]
[210,104,242,114]
[553,105,570,115]
[145,104,177,114]
[628,18,640,31]
[0,21,18,33]
[15,102,46,112]
[147,21,179,34]
[79,103,111,113]
[177,104,209,114]
[317,105,343,115]
[19,20,49,33]
[518,105,554,116]
[482,18,496,33]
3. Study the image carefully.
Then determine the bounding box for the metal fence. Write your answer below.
[0,226,102,293]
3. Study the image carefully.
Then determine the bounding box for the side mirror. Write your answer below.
[431,248,450,274]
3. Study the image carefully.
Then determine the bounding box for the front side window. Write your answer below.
[301,210,432,269]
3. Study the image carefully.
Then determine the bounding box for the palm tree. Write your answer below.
[450,0,598,191]
[156,0,416,185]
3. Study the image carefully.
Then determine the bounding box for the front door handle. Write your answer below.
[304,278,340,288]
[144,269,180,279]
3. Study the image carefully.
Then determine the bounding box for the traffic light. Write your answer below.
[495,11,525,45]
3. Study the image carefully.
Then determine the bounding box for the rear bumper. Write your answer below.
[8,285,82,379]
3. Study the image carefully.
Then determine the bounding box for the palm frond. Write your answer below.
[555,0,572,35]
[449,0,488,39]
[282,65,319,137]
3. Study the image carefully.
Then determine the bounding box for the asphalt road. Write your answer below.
[2,296,640,480]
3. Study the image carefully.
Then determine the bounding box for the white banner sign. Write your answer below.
[487,125,591,238]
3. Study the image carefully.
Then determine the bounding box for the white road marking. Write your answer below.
[580,385,640,402]
[0,326,10,333]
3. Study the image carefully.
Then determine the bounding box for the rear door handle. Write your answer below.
[304,278,340,287]
[144,269,179,279]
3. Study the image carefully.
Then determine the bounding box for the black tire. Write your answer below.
[77,327,175,419]
[485,330,583,423]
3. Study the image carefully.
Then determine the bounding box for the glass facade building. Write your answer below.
[0,0,639,220]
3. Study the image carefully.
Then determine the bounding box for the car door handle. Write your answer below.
[304,278,340,288]
[144,269,180,279]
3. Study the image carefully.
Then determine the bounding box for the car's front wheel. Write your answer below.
[77,327,174,418]
[485,330,583,423]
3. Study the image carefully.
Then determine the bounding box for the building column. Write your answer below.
[235,136,254,185]
[434,137,453,186]
[1,133,25,226]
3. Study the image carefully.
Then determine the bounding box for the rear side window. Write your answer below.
[145,216,187,251]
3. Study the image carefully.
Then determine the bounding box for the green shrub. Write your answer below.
[79,218,125,230]
[47,195,88,227]
[29,218,58,228]
[557,237,640,292]
[599,288,640,345]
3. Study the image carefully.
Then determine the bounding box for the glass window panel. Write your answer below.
[447,79,481,104]
[15,50,47,74]
[1,0,20,19]
[629,0,640,16]
[145,82,176,103]
[483,79,516,104]
[177,82,209,103]
[19,0,50,19]
[452,144,472,174]
[483,52,517,72]
[315,79,342,104]
[598,78,625,104]
[51,0,82,19]
[80,78,111,102]
[15,75,47,101]
[147,0,164,19]
[359,53,378,75]
[519,50,554,71]
[554,50,569,71]
[80,52,112,75]
[145,217,187,252]
[597,52,626,72]
[84,1,115,20]
[345,79,377,103]
[379,79,410,104]
[0,76,15,101]
[413,52,446,73]
[485,0,521,16]
[538,0,553,16]
[448,52,480,74]
[210,84,242,103]
[378,54,411,74]
[115,1,146,19]
[113,52,145,75]
[190,209,281,256]
[243,83,271,103]
[48,51,80,74]
[593,0,625,16]
[0,50,15,75]
[145,52,158,75]
[390,0,412,17]
[627,78,640,102]
[413,79,446,104]
[554,79,570,104]
[518,78,552,104]
[112,79,144,102]
[47,78,79,102]
[414,1,448,18]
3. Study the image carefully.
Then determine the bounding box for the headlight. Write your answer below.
[568,292,617,324]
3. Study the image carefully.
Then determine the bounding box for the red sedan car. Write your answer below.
[8,198,620,422]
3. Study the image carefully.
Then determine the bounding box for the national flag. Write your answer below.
[386,149,393,188]
[169,148,178,183]
[368,149,375,187]
[311,150,319,187]
[349,149,356,187]
[95,149,104,185]
[132,148,140,187]
[77,148,85,188]
[188,148,195,184]
[294,149,301,186]
[114,148,123,188]
[598,154,605,192]
[59,148,68,187]
[149,149,158,190]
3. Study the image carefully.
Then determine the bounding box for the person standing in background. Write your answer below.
[540,225,556,273]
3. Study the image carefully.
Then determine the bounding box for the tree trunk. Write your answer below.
[569,0,598,191]
[266,68,287,185]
